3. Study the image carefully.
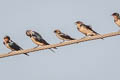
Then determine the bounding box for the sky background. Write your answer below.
[0,0,120,80]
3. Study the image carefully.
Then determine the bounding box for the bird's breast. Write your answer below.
[5,43,14,50]
[115,20,120,27]
[78,26,91,34]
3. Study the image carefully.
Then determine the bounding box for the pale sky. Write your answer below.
[0,0,120,80]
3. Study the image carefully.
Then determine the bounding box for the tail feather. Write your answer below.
[20,48,29,56]
[96,34,104,40]
[53,47,57,49]
[49,48,55,53]
[24,53,29,56]
[100,38,104,40]
[45,42,57,49]
[70,38,75,40]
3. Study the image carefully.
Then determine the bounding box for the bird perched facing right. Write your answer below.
[75,21,104,40]
[54,29,75,42]
[26,30,57,53]
[112,12,120,27]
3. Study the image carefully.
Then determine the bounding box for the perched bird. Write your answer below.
[112,13,120,27]
[26,30,57,52]
[54,29,75,42]
[3,36,29,56]
[75,21,103,39]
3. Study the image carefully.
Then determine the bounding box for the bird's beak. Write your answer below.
[54,31,56,33]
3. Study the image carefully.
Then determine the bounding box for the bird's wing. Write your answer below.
[9,40,22,50]
[60,33,74,40]
[32,31,43,39]
[118,16,120,19]
[31,31,43,41]
[32,31,57,49]
[85,24,99,34]
[31,31,50,45]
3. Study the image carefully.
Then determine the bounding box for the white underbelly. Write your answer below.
[79,27,93,35]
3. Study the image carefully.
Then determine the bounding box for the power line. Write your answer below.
[0,31,120,58]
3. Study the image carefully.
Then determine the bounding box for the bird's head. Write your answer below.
[112,13,119,17]
[26,30,32,37]
[112,13,119,20]
[75,21,83,25]
[54,29,61,34]
[3,35,10,42]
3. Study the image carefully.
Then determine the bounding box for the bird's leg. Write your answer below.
[34,45,39,48]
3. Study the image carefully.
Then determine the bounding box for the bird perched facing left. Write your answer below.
[26,30,57,52]
[3,36,29,56]
[75,21,104,40]
[54,29,75,42]
[75,21,99,37]
[112,12,120,27]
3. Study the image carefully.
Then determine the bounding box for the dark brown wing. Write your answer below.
[60,33,75,40]
[34,37,57,49]
[85,24,104,39]
[39,39,50,45]
[84,24,99,34]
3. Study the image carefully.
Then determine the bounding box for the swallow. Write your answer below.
[112,13,120,27]
[3,36,29,56]
[75,21,103,39]
[54,29,75,42]
[26,30,57,53]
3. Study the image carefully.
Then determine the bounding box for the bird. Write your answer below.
[112,12,120,27]
[75,21,103,39]
[26,30,57,53]
[54,29,75,42]
[3,36,29,56]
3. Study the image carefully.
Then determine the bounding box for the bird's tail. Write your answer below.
[100,38,104,40]
[92,32,104,40]
[96,34,104,40]
[71,38,76,40]
[53,47,57,49]
[24,53,29,56]
[49,48,55,53]
[46,42,57,49]
[20,48,29,56]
